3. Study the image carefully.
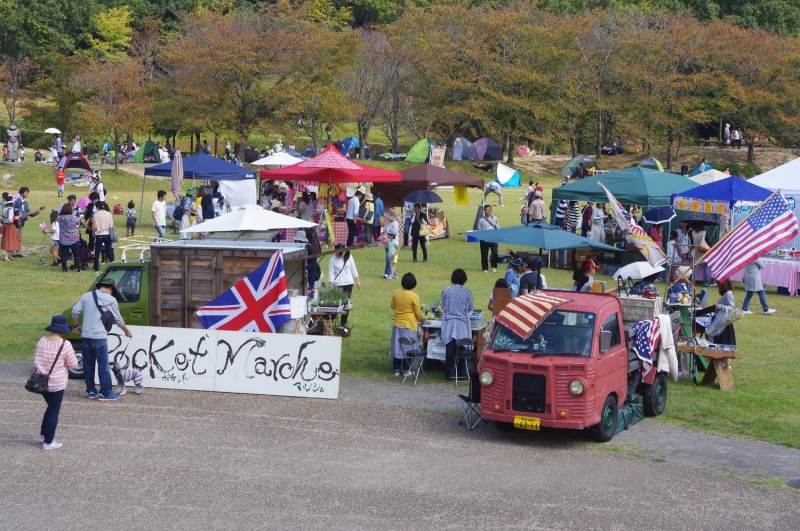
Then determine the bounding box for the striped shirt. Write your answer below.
[567,204,580,229]
[58,215,80,245]
[33,337,78,392]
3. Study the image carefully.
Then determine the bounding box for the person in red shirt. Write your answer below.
[55,170,66,198]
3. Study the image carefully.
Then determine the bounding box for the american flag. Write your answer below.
[703,191,799,283]
[632,318,661,375]
[196,251,291,333]
[599,182,667,267]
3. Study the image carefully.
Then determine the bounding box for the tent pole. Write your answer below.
[139,173,146,228]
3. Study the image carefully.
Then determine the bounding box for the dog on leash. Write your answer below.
[110,362,144,396]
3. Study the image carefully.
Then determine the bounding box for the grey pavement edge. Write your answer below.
[3,359,800,485]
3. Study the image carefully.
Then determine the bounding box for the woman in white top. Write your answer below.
[327,245,361,327]
[590,203,606,242]
[381,208,400,279]
[92,202,115,271]
[49,210,60,265]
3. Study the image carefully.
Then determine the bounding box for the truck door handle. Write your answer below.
[131,309,143,315]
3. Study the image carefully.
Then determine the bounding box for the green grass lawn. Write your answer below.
[3,159,800,449]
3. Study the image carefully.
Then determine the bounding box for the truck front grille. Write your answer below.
[512,373,546,414]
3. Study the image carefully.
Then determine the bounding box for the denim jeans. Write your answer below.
[41,390,64,444]
[384,247,392,277]
[94,234,114,270]
[155,225,165,239]
[695,264,712,286]
[82,337,112,395]
[742,290,769,312]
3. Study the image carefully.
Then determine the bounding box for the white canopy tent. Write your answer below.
[251,152,304,167]
[689,169,730,185]
[180,204,316,239]
[749,156,800,250]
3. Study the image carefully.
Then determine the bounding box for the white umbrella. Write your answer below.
[613,261,665,281]
[44,128,61,134]
[170,150,184,196]
[252,152,304,167]
[180,204,317,235]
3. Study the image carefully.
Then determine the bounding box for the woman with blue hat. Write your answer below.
[33,316,79,450]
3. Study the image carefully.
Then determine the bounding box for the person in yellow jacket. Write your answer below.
[389,272,424,376]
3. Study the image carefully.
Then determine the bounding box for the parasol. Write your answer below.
[404,190,443,204]
[44,128,61,134]
[170,150,184,197]
[643,206,676,225]
[613,262,665,281]
[682,212,718,225]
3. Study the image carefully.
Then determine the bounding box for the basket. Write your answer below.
[316,305,344,313]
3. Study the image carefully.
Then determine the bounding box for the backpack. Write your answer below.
[172,203,185,220]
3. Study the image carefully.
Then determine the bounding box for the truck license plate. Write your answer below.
[513,415,540,431]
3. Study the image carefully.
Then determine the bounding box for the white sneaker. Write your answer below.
[394,370,400,376]
[492,268,497,273]
[764,309,776,315]
[42,441,62,450]
[742,310,753,315]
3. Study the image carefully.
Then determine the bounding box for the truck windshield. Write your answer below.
[491,311,595,357]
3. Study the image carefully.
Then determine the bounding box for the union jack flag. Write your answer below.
[196,251,291,333]
[632,318,661,375]
[599,182,668,267]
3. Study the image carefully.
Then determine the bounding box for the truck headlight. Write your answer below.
[568,379,585,396]
[479,370,494,386]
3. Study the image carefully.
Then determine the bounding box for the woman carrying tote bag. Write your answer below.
[32,315,79,449]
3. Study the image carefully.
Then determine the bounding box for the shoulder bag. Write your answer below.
[92,290,115,332]
[417,215,428,237]
[25,340,65,394]
[109,226,119,243]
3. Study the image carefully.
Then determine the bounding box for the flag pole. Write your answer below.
[702,188,783,257]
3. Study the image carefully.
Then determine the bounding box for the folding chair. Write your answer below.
[458,377,487,430]
[398,336,429,386]
[453,338,474,386]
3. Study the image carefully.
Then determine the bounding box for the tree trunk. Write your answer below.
[747,141,755,163]
[665,137,673,171]
[674,134,683,165]
[718,117,723,143]
[113,128,119,172]
[595,111,602,159]
[570,136,577,158]
[214,137,218,157]
[505,130,514,164]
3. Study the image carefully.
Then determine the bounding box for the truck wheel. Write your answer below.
[643,373,667,416]
[494,421,514,432]
[68,350,84,380]
[589,395,618,442]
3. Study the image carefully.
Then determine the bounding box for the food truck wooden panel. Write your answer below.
[150,241,307,328]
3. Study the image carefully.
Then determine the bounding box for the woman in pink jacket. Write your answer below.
[33,315,79,450]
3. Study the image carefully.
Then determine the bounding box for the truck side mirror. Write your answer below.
[600,330,612,353]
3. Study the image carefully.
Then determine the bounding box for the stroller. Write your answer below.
[67,235,93,271]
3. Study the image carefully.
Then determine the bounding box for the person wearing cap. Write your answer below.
[72,278,133,401]
[346,189,364,247]
[179,188,196,240]
[90,172,105,202]
[527,190,546,223]
[362,193,375,245]
[574,260,601,292]
[506,257,523,298]
[294,229,321,290]
[381,208,400,278]
[477,204,500,273]
[33,315,79,449]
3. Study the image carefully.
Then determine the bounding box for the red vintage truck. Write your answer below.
[478,291,674,442]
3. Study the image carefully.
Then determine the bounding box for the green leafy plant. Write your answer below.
[317,285,348,308]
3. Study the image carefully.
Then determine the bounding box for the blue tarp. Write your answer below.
[144,153,257,181]
[672,176,774,207]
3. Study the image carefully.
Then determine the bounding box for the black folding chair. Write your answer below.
[453,338,474,386]
[458,377,487,430]
[398,336,429,386]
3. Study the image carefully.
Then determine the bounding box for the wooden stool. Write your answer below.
[698,350,740,390]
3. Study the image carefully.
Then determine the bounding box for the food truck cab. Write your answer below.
[479,291,671,442]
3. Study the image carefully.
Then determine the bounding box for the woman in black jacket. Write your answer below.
[410,204,428,263]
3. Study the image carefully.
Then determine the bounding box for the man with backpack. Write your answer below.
[72,278,133,401]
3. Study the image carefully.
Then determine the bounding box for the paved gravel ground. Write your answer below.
[2,382,800,530]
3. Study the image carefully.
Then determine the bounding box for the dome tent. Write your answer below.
[132,140,159,163]
[453,138,479,161]
[474,137,503,160]
[496,163,520,187]
[559,154,598,177]
[406,138,438,163]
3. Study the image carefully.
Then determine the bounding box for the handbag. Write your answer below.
[25,340,65,394]
[418,217,428,237]
[109,226,119,243]
[92,289,115,332]
[364,209,374,223]
[698,239,711,253]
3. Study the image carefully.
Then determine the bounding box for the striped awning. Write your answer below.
[496,292,573,340]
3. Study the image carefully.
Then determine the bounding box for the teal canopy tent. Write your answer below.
[462,220,621,253]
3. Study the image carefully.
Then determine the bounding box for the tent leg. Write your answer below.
[139,173,146,229]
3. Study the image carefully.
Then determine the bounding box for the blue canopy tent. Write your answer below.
[142,153,258,210]
[671,176,774,208]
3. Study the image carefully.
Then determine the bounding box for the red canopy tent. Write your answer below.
[259,146,401,183]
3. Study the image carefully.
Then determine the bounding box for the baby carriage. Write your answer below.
[68,235,93,271]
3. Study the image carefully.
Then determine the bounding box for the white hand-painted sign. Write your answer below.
[105,326,341,399]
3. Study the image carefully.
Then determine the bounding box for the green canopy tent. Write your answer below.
[406,138,438,163]
[550,166,699,222]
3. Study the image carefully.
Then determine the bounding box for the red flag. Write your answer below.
[703,191,798,283]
